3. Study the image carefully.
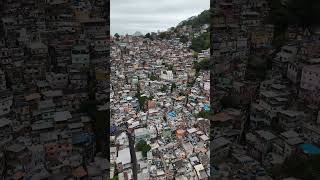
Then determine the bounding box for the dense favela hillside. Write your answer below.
[211,0,320,180]
[110,11,211,180]
[0,0,109,179]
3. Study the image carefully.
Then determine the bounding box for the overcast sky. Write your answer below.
[111,0,210,35]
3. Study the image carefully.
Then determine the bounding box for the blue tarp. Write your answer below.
[110,124,117,134]
[299,143,320,155]
[204,104,210,111]
[262,44,273,49]
[72,132,93,144]
[168,111,176,118]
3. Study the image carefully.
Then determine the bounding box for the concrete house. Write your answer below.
[0,90,13,116]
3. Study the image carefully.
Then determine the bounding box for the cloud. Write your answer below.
[111,0,210,35]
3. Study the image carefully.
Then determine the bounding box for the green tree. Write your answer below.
[148,96,154,100]
[171,83,176,92]
[196,110,213,119]
[160,85,168,92]
[149,73,159,81]
[110,176,119,180]
[136,140,151,157]
[178,10,210,29]
[114,33,120,41]
[135,92,148,111]
[187,79,196,87]
[194,58,211,72]
[163,115,167,122]
[190,32,210,52]
[145,33,153,40]
[168,64,174,71]
[179,92,186,96]
[159,32,169,39]
[193,51,198,58]
[179,35,188,43]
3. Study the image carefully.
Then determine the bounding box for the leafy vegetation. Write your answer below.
[194,58,211,72]
[160,85,168,92]
[190,32,210,52]
[110,176,119,180]
[135,91,148,111]
[158,31,170,40]
[179,35,189,43]
[178,10,210,29]
[179,92,187,96]
[196,110,213,119]
[163,115,167,122]
[136,140,151,157]
[171,83,176,92]
[193,51,198,58]
[114,33,120,41]
[145,33,153,40]
[148,96,154,100]
[167,64,174,71]
[187,79,196,87]
[149,73,159,81]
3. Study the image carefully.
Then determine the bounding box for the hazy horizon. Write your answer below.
[110,0,210,35]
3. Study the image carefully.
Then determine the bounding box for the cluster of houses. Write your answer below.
[110,34,210,179]
[0,0,109,179]
[211,0,320,179]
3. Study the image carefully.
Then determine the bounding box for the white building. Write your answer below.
[160,70,173,81]
[300,65,320,91]
[116,148,131,171]
[134,128,150,142]
[27,145,45,170]
[46,72,68,89]
[273,45,298,70]
[286,62,301,84]
[29,41,48,55]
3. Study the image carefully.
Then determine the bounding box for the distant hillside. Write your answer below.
[133,31,143,36]
[177,9,210,29]
[154,9,210,53]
